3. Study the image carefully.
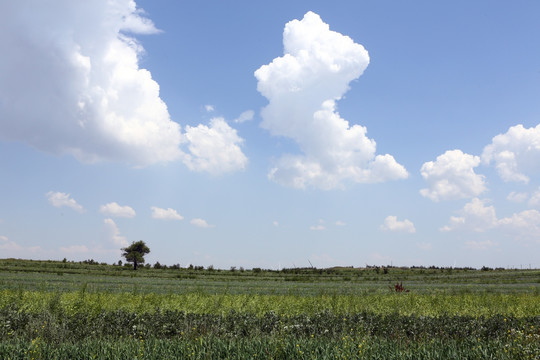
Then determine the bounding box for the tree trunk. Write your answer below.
[133,259,138,270]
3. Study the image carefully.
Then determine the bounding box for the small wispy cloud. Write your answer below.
[464,240,497,250]
[416,242,432,250]
[0,235,42,253]
[46,191,85,213]
[151,206,183,221]
[380,216,416,233]
[59,245,90,254]
[310,219,326,231]
[191,218,214,228]
[100,202,136,218]
[104,218,129,247]
[205,104,215,112]
[233,110,254,123]
[507,191,528,203]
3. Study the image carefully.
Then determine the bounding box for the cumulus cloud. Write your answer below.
[205,105,215,112]
[100,202,136,218]
[482,124,540,183]
[0,0,186,166]
[151,206,183,220]
[104,218,129,247]
[182,118,248,175]
[380,216,416,233]
[420,150,487,202]
[441,198,540,241]
[190,218,214,228]
[440,198,498,232]
[233,110,254,123]
[498,209,540,241]
[46,191,85,213]
[254,11,407,189]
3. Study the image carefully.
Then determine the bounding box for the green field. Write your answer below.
[0,259,539,359]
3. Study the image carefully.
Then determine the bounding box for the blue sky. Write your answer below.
[1,1,539,269]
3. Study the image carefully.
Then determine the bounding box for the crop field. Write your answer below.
[0,259,539,359]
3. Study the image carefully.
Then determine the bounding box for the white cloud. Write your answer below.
[182,118,248,175]
[528,188,540,207]
[151,206,183,221]
[380,216,416,233]
[507,191,528,203]
[100,202,136,218]
[46,191,85,213]
[464,240,497,250]
[442,198,540,242]
[482,123,540,183]
[273,221,279,227]
[0,1,186,167]
[104,218,129,247]
[191,218,214,228]
[335,220,346,226]
[205,105,215,112]
[420,150,487,202]
[233,110,254,123]
[498,209,540,241]
[0,236,41,253]
[254,11,407,189]
[440,198,498,232]
[310,219,326,231]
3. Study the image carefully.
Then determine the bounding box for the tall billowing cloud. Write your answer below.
[482,124,540,183]
[0,1,247,174]
[254,11,407,189]
[0,0,182,166]
[420,150,487,202]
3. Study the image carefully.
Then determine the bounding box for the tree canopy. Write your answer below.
[121,240,150,270]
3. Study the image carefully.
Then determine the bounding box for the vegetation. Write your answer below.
[0,258,538,359]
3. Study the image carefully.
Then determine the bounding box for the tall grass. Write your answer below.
[1,289,538,317]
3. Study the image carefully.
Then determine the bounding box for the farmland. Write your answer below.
[0,259,539,359]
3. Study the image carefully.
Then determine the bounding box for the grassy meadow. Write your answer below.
[0,258,538,359]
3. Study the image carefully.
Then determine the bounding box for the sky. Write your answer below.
[1,1,539,269]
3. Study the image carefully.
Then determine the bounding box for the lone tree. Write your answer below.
[122,240,150,270]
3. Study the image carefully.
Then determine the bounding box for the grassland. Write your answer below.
[0,258,539,359]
